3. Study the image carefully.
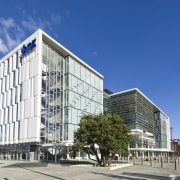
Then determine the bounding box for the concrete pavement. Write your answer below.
[0,159,179,180]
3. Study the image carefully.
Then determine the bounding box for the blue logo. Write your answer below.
[21,39,36,56]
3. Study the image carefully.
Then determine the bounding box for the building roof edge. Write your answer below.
[41,30,104,79]
[110,88,169,119]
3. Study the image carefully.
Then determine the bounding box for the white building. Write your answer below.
[0,29,103,161]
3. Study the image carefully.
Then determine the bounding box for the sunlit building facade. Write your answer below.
[0,29,103,161]
[104,88,171,157]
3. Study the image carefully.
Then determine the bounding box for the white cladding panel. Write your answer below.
[34,95,41,116]
[9,123,13,142]
[12,54,16,71]
[5,75,9,91]
[0,94,2,109]
[9,56,12,73]
[20,101,24,121]
[0,30,42,145]
[0,109,3,125]
[0,64,3,78]
[9,72,13,89]
[8,106,12,123]
[2,78,5,93]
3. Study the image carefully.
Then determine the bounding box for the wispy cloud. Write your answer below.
[0,17,14,29]
[0,17,23,54]
[0,12,63,56]
[51,14,63,25]
[0,38,8,53]
[21,16,52,33]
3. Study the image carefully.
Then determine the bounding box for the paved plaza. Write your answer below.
[0,159,179,180]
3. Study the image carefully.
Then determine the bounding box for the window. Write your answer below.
[7,59,9,74]
[16,52,19,68]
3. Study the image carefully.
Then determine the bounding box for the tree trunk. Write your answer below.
[92,146,102,166]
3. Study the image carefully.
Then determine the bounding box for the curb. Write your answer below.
[110,163,133,170]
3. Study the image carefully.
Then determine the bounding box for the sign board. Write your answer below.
[21,39,36,56]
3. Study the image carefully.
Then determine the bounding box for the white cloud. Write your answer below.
[21,16,52,33]
[0,12,63,56]
[0,17,36,54]
[0,17,15,29]
[0,38,8,53]
[5,32,21,50]
[0,17,21,53]
[21,16,40,32]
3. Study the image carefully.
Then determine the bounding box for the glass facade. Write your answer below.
[107,90,136,129]
[136,91,155,134]
[154,112,168,148]
[41,42,64,144]
[105,90,155,133]
[64,56,103,141]
[104,88,170,153]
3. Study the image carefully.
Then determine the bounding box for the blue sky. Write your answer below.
[0,0,180,138]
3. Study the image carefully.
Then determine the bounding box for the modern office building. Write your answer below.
[104,88,171,157]
[0,29,103,161]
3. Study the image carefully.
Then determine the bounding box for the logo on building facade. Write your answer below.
[21,39,36,56]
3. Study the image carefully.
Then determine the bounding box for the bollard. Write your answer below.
[161,157,163,168]
[141,157,144,166]
[178,156,179,165]
[150,156,153,167]
[167,156,169,164]
[175,159,177,170]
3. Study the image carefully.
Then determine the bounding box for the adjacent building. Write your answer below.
[171,139,180,157]
[0,29,103,161]
[104,88,171,157]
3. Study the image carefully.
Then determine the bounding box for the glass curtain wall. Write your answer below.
[64,56,103,141]
[136,91,154,134]
[154,112,167,148]
[41,42,64,144]
[108,91,136,129]
[108,90,155,133]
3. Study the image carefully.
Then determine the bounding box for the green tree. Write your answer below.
[74,114,131,166]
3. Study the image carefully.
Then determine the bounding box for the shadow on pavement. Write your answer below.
[122,172,169,180]
[2,162,48,168]
[89,171,146,180]
[2,159,96,168]
[2,162,65,180]
[18,166,65,180]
